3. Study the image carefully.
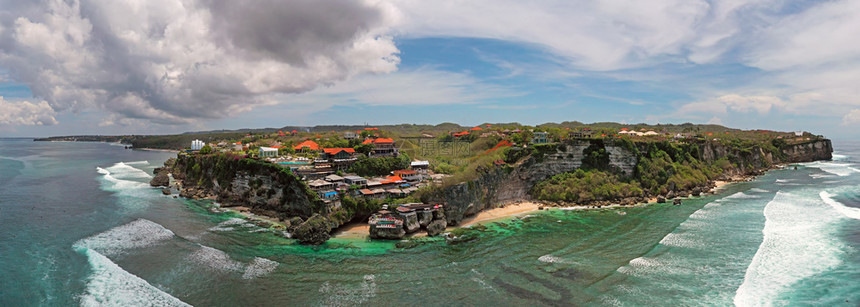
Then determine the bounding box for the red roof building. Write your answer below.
[293,140,320,151]
[453,131,470,137]
[470,126,483,131]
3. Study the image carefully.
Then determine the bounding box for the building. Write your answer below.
[191,139,204,150]
[308,179,335,191]
[569,129,593,139]
[393,169,420,182]
[531,132,549,144]
[322,148,356,160]
[324,174,345,183]
[259,146,278,157]
[410,160,430,171]
[344,175,368,187]
[362,138,397,157]
[293,140,321,152]
[344,131,359,140]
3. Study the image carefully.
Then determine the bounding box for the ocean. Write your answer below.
[1,138,859,306]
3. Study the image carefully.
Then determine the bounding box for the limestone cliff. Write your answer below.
[429,138,833,225]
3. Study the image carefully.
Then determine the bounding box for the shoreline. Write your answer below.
[137,147,181,153]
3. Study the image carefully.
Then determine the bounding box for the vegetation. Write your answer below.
[348,153,411,177]
[534,169,644,202]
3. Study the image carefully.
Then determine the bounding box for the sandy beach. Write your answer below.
[458,202,541,227]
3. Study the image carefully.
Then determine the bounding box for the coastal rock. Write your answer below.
[292,214,331,245]
[417,210,433,227]
[403,212,420,234]
[426,220,447,236]
[161,188,171,195]
[149,171,170,187]
[369,225,405,240]
[656,196,666,203]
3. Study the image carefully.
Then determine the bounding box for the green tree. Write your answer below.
[199,145,213,154]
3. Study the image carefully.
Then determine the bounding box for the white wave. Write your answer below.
[832,154,847,161]
[724,192,759,200]
[78,249,190,307]
[242,257,279,280]
[74,219,175,257]
[318,275,377,306]
[658,233,699,248]
[189,246,244,272]
[804,161,860,177]
[105,162,153,179]
[820,191,860,220]
[775,179,789,183]
[96,166,149,191]
[734,191,846,306]
[124,160,149,165]
[538,254,570,264]
[809,173,836,179]
[207,218,255,232]
[748,188,770,193]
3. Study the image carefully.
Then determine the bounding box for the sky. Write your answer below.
[0,0,858,138]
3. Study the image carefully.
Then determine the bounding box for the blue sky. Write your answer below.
[1,0,858,138]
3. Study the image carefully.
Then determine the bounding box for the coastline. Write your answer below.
[137,147,181,153]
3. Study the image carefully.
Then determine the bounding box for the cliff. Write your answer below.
[428,139,833,225]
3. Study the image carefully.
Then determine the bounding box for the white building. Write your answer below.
[191,139,204,150]
[259,147,279,158]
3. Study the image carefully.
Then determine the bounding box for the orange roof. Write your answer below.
[374,138,394,144]
[486,124,492,127]
[364,127,378,130]
[620,128,630,131]
[362,139,374,144]
[271,145,282,149]
[453,131,470,136]
[293,140,320,150]
[394,169,416,175]
[323,148,355,154]
[291,130,298,133]
[707,132,714,136]
[470,126,483,131]
[381,176,403,184]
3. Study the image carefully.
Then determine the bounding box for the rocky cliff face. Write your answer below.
[171,155,325,219]
[431,138,833,225]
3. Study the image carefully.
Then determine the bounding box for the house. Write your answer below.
[233,142,243,151]
[470,126,483,131]
[344,131,359,140]
[322,148,356,160]
[344,175,368,187]
[643,131,659,136]
[410,160,430,170]
[569,129,593,139]
[324,174,345,183]
[308,179,335,191]
[794,131,805,136]
[293,140,320,152]
[291,130,298,135]
[259,146,278,157]
[394,169,420,182]
[319,190,339,201]
[362,138,397,157]
[531,132,549,144]
[191,139,204,150]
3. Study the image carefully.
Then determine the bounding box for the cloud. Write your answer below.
[277,67,520,110]
[0,0,400,125]
[0,97,58,125]
[842,109,860,126]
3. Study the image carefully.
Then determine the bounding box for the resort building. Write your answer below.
[191,139,204,150]
[259,146,278,158]
[410,160,430,171]
[344,131,359,140]
[393,169,420,182]
[344,175,368,187]
[531,132,549,144]
[293,140,321,152]
[362,138,398,157]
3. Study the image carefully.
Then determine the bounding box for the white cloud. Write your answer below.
[706,116,723,125]
[0,97,58,125]
[0,0,401,125]
[282,67,520,107]
[842,109,860,126]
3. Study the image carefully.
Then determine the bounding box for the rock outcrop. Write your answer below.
[292,214,331,245]
[150,170,170,187]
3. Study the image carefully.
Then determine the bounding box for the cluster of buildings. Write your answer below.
[304,166,429,206]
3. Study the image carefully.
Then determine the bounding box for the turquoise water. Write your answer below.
[1,139,859,306]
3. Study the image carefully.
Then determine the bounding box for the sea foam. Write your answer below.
[820,191,860,220]
[78,249,190,307]
[74,219,175,257]
[734,191,846,306]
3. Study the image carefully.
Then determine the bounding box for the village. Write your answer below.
[180,124,819,238]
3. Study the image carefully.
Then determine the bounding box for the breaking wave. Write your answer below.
[803,161,860,177]
[734,191,846,306]
[241,257,279,280]
[74,219,175,257]
[318,275,377,306]
[820,191,860,220]
[77,249,190,307]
